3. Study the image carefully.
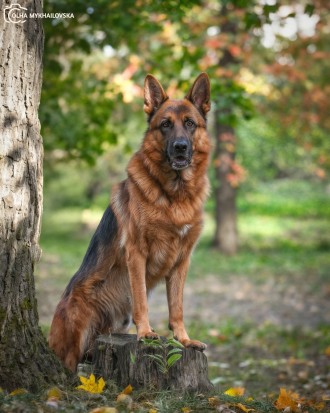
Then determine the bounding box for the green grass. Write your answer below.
[39,193,330,285]
[191,211,329,283]
[238,179,330,218]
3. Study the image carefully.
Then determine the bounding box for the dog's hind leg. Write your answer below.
[49,296,94,371]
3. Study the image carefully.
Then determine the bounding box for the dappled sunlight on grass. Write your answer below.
[193,210,330,282]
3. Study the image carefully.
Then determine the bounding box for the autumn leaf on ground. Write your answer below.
[224,387,245,397]
[235,402,255,412]
[116,393,133,410]
[181,407,192,413]
[209,396,221,407]
[76,374,106,394]
[46,386,63,408]
[274,388,303,412]
[89,408,118,413]
[9,388,28,396]
[122,384,133,395]
[47,386,62,400]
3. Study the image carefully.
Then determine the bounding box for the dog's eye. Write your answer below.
[185,119,195,128]
[161,120,171,129]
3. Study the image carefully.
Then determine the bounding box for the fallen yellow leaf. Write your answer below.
[122,384,133,395]
[208,396,220,407]
[116,393,133,409]
[149,409,158,413]
[325,346,330,357]
[235,402,255,412]
[76,374,106,394]
[9,388,28,396]
[89,408,118,413]
[181,407,192,413]
[274,388,303,413]
[224,387,245,397]
[47,386,62,400]
[313,401,325,411]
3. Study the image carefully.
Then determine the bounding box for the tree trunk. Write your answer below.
[213,5,239,255]
[0,1,66,392]
[92,334,213,393]
[213,123,238,255]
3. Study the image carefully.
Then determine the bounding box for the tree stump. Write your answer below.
[92,334,213,392]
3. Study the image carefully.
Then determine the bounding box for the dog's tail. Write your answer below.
[49,205,118,371]
[63,205,118,297]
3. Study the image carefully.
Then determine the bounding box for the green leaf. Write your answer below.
[141,338,162,347]
[144,354,164,364]
[167,353,182,368]
[130,351,136,364]
[166,338,184,348]
[167,348,182,357]
[304,4,315,16]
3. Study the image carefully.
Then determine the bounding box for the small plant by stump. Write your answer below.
[92,334,213,392]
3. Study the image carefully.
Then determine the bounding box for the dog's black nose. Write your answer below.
[173,139,188,153]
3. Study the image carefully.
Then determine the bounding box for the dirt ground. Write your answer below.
[37,271,330,329]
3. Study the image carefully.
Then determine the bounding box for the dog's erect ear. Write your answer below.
[144,74,168,115]
[185,73,211,116]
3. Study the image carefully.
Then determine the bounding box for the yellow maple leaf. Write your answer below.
[225,387,245,397]
[235,402,255,412]
[149,409,158,413]
[274,388,303,412]
[89,408,118,413]
[9,388,28,396]
[122,384,133,395]
[181,407,192,413]
[76,374,106,394]
[47,386,62,400]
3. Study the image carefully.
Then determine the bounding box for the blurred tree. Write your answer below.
[0,1,65,391]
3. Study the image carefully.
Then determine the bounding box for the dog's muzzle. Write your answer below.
[167,138,192,170]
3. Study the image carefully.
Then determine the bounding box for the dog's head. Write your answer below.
[143,73,211,171]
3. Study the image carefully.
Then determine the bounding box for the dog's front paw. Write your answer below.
[138,330,160,341]
[181,339,207,351]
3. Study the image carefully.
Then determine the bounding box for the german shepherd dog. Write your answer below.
[49,73,211,371]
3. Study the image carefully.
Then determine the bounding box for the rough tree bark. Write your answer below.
[213,5,239,255]
[93,334,213,393]
[0,1,66,392]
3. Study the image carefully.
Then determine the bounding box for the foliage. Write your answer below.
[257,1,330,177]
[141,337,184,374]
[41,0,201,163]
